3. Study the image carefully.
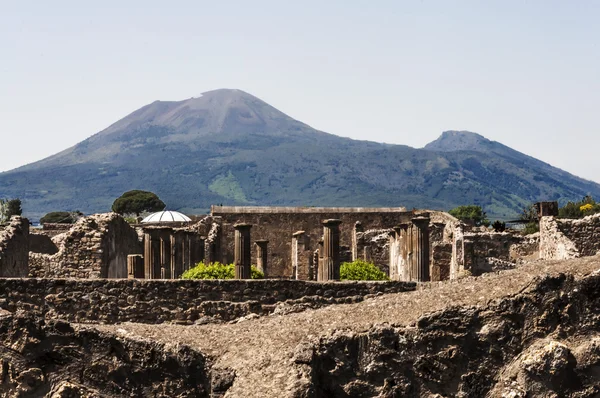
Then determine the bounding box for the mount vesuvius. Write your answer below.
[1,89,598,221]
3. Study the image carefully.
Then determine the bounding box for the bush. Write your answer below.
[340,260,389,281]
[522,221,539,235]
[40,211,83,224]
[558,195,600,219]
[448,205,490,227]
[492,220,506,232]
[181,262,264,280]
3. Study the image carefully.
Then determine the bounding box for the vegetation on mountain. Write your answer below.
[39,211,83,224]
[449,205,490,226]
[181,262,264,280]
[340,260,389,281]
[1,90,599,221]
[0,198,22,222]
[559,195,600,219]
[111,190,165,216]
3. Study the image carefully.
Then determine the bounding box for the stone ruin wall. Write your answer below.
[451,224,539,278]
[539,214,600,260]
[0,278,416,324]
[29,213,142,278]
[0,217,29,277]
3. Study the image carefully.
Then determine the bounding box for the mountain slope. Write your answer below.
[1,90,598,221]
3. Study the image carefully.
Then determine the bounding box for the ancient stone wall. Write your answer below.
[539,214,600,260]
[0,278,416,324]
[354,228,393,273]
[451,225,536,278]
[212,206,436,278]
[0,217,29,277]
[29,213,142,278]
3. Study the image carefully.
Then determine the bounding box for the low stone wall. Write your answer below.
[539,215,600,260]
[0,278,416,324]
[0,217,29,277]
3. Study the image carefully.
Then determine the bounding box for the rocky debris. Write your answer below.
[310,272,600,397]
[0,312,210,397]
[87,255,600,397]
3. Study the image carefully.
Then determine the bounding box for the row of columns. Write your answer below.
[138,230,205,279]
[389,215,430,282]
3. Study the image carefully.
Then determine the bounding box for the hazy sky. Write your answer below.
[1,1,599,181]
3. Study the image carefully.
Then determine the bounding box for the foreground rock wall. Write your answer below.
[540,214,600,260]
[308,272,600,397]
[0,217,29,277]
[0,312,211,397]
[29,213,142,278]
[0,278,415,324]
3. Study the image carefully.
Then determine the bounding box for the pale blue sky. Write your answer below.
[1,1,599,181]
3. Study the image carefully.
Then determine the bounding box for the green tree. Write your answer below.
[40,211,84,224]
[340,260,389,281]
[111,190,166,216]
[0,198,22,222]
[448,205,490,227]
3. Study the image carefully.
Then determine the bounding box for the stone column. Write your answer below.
[320,219,342,281]
[127,254,145,279]
[410,216,430,282]
[292,231,306,280]
[234,223,252,279]
[160,232,171,279]
[255,240,269,277]
[352,221,363,261]
[143,232,153,279]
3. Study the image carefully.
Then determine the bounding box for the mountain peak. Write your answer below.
[424,130,495,153]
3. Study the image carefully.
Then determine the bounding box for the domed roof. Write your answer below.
[141,210,192,223]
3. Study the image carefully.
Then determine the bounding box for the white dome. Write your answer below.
[141,211,192,223]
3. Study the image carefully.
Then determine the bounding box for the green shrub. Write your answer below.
[340,260,389,281]
[558,195,600,219]
[181,262,264,280]
[522,221,539,235]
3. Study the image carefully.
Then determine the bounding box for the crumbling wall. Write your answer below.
[0,217,29,277]
[431,242,451,281]
[29,213,142,278]
[451,225,534,278]
[0,278,416,324]
[540,214,600,260]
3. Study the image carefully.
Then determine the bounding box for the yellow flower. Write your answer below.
[580,203,593,212]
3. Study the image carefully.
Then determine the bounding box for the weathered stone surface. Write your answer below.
[29,213,142,279]
[0,278,416,324]
[0,216,29,277]
[0,312,210,397]
[540,214,600,260]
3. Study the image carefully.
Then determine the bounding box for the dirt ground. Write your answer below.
[87,255,600,397]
